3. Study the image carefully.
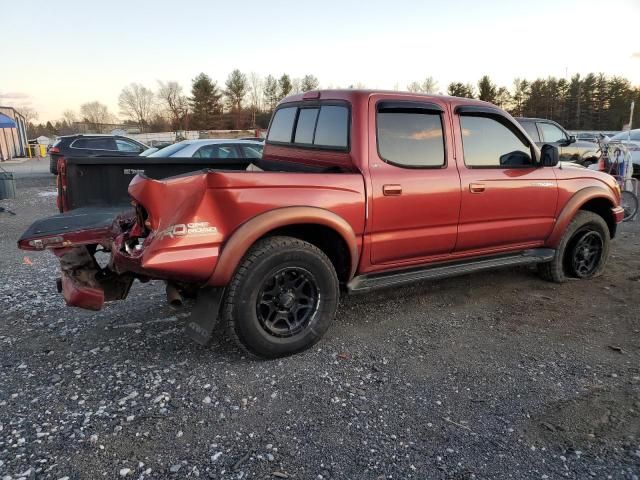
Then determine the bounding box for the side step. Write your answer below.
[347,248,555,293]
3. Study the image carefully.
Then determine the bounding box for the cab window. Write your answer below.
[461,115,533,168]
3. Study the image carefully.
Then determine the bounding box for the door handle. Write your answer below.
[383,184,402,196]
[469,183,486,193]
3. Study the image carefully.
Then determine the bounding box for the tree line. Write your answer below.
[26,71,638,138]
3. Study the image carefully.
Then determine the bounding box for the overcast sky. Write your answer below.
[2,0,639,122]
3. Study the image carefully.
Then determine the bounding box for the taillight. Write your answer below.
[50,146,60,154]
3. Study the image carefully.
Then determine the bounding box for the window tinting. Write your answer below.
[539,122,567,143]
[194,145,239,159]
[377,111,445,167]
[267,107,297,143]
[116,139,141,152]
[294,108,319,144]
[520,122,540,142]
[461,116,532,167]
[314,106,348,148]
[267,104,349,150]
[72,138,114,150]
[241,145,263,159]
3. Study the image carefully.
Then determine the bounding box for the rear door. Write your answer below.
[453,108,557,252]
[368,95,461,265]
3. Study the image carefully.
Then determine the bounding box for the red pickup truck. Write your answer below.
[19,90,625,358]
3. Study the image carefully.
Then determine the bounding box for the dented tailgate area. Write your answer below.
[18,206,138,310]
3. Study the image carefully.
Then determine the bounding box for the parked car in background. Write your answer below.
[574,132,598,142]
[516,118,599,167]
[49,134,148,174]
[607,129,640,176]
[147,139,263,159]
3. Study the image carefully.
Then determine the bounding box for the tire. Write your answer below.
[538,211,610,283]
[581,158,597,168]
[621,191,638,222]
[49,156,58,175]
[222,236,340,359]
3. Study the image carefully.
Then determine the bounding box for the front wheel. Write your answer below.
[621,191,638,221]
[538,211,610,283]
[222,236,339,358]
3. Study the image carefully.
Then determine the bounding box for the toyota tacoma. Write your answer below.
[18,90,625,358]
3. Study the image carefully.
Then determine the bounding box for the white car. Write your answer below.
[147,139,263,159]
[607,129,640,176]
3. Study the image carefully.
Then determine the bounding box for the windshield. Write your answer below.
[610,130,640,142]
[148,141,190,157]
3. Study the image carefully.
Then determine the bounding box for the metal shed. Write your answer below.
[0,106,28,161]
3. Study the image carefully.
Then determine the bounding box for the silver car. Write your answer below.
[147,139,263,159]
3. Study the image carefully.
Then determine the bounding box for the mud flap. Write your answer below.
[185,287,225,345]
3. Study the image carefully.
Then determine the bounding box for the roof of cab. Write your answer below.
[278,89,499,109]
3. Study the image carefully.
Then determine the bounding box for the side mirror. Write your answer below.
[541,144,559,167]
[568,135,576,144]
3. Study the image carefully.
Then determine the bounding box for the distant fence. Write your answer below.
[128,129,265,145]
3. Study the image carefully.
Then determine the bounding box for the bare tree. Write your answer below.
[118,83,155,131]
[17,106,38,124]
[301,74,320,92]
[407,76,438,94]
[248,73,263,112]
[157,81,189,131]
[80,101,113,132]
[62,109,77,125]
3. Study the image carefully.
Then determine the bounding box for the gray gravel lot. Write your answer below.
[0,175,639,480]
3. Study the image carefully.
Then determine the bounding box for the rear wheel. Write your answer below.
[538,211,610,283]
[222,236,339,358]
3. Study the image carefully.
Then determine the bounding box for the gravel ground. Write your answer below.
[1,179,639,480]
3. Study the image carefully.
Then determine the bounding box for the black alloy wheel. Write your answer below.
[568,229,603,278]
[256,267,319,337]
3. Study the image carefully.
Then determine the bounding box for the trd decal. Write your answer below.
[157,222,218,240]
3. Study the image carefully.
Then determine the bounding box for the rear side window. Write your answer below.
[268,104,349,150]
[116,139,142,152]
[377,109,445,168]
[461,115,533,168]
[193,145,239,159]
[520,121,540,142]
[71,138,114,150]
[268,107,297,143]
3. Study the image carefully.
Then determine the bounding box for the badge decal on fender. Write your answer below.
[157,222,218,240]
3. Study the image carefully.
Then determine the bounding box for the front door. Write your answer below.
[368,95,461,265]
[453,111,558,252]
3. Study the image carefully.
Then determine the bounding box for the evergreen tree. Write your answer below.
[301,74,320,92]
[224,69,248,112]
[477,75,498,103]
[190,73,222,130]
[278,74,293,100]
[447,82,475,98]
[264,75,279,111]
